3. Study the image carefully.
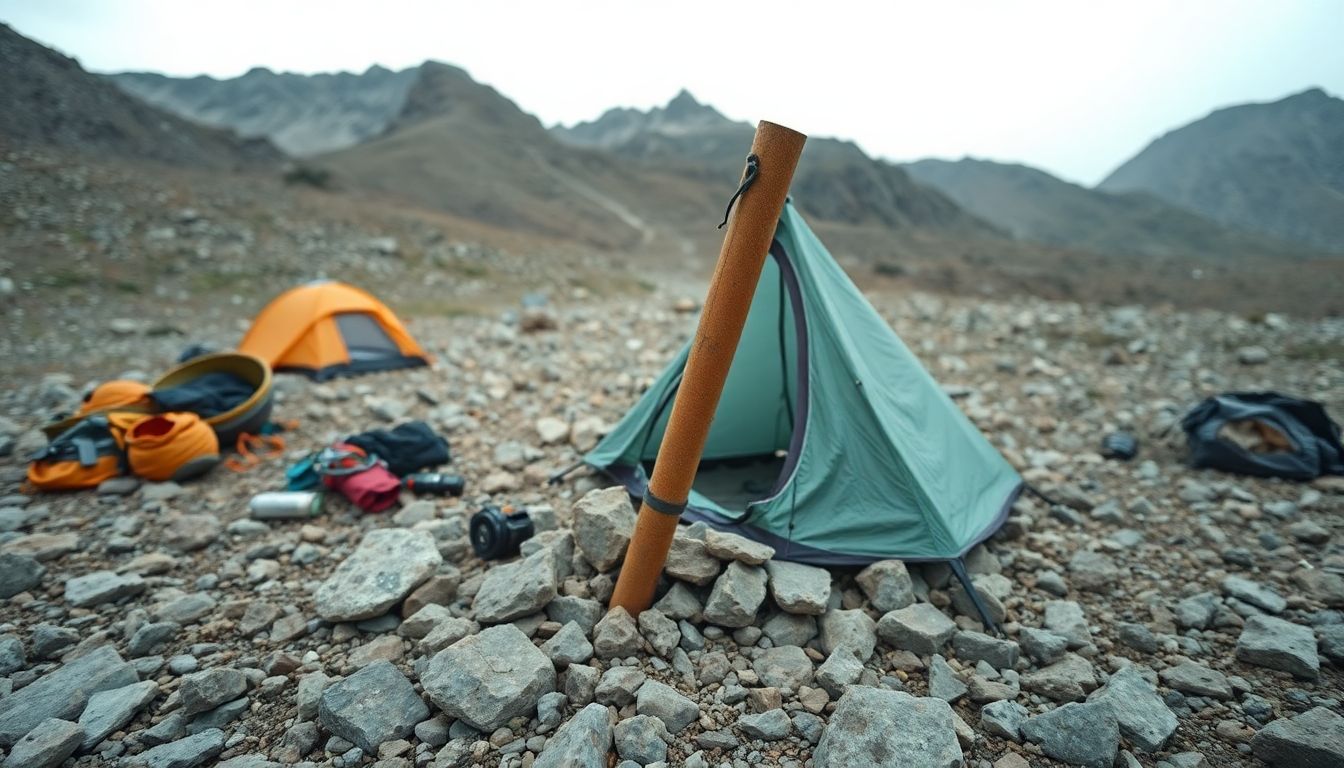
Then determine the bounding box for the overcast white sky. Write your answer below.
[3,1,1341,185]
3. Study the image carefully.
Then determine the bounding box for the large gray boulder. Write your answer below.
[1251,706,1344,768]
[1235,614,1320,679]
[423,624,556,731]
[1086,665,1176,752]
[765,560,831,614]
[0,645,138,746]
[318,660,428,753]
[571,487,635,571]
[0,552,45,598]
[815,688,963,768]
[64,570,145,607]
[534,703,613,768]
[473,547,559,623]
[856,560,916,613]
[877,603,957,654]
[78,680,160,750]
[315,529,441,621]
[178,668,248,716]
[1021,701,1120,768]
[818,609,877,661]
[702,561,768,627]
[121,728,225,767]
[2,718,83,768]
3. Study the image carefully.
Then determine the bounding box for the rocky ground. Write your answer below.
[3,151,1344,768]
[0,279,1341,768]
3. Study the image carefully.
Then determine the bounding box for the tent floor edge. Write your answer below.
[548,460,586,486]
[949,557,1002,637]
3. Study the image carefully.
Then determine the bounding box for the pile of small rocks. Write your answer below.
[1,265,1342,767]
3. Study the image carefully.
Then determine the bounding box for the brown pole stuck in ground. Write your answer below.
[609,120,806,615]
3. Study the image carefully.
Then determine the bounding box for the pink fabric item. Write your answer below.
[322,445,401,513]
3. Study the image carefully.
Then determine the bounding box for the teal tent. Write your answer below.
[582,200,1022,569]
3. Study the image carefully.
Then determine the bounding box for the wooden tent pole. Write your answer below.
[610,120,806,615]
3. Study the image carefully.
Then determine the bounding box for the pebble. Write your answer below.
[0,645,137,745]
[737,708,792,741]
[817,609,877,661]
[571,487,635,571]
[0,552,45,598]
[636,679,698,733]
[77,679,160,750]
[122,728,225,767]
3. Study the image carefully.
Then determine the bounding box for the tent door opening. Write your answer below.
[638,243,806,518]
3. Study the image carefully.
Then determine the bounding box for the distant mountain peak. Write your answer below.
[392,60,541,136]
[661,88,727,124]
[2,24,279,167]
[1100,87,1344,250]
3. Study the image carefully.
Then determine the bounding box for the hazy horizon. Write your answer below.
[3,0,1341,186]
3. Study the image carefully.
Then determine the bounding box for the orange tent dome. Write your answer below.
[239,281,429,381]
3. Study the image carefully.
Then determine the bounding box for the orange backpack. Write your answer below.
[26,413,140,491]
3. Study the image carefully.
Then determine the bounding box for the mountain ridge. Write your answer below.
[0,23,279,169]
[905,157,1319,260]
[1099,87,1344,250]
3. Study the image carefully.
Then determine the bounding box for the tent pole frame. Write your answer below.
[949,558,1002,636]
[609,121,807,616]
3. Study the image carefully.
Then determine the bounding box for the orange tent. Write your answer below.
[239,281,429,380]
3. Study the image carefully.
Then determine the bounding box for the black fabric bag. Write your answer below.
[1181,391,1344,480]
[345,421,450,477]
[151,372,255,418]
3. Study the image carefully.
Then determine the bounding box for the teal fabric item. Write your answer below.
[285,454,321,491]
[584,201,1022,564]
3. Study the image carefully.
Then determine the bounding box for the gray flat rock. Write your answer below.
[315,529,441,622]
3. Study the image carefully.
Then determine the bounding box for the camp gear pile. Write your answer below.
[26,359,272,491]
[344,421,450,477]
[291,421,456,513]
[1182,391,1344,480]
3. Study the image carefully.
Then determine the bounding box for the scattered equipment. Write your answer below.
[470,505,534,560]
[405,472,465,496]
[250,491,324,520]
[1182,391,1344,480]
[1101,432,1139,460]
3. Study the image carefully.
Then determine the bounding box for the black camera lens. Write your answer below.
[470,505,535,560]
